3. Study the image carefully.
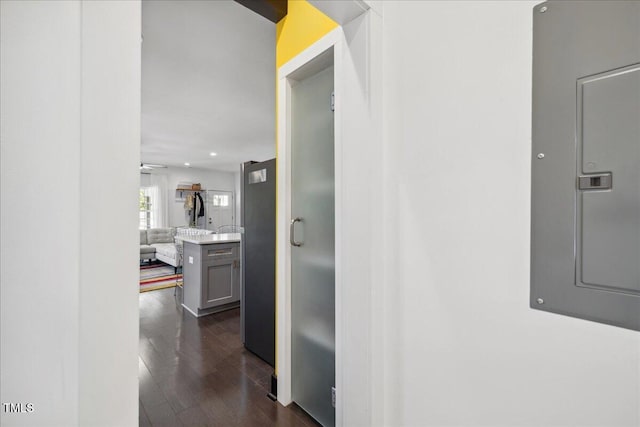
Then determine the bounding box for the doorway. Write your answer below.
[206,189,235,231]
[139,1,283,425]
[277,40,339,426]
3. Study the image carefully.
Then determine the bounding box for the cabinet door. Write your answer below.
[200,258,238,309]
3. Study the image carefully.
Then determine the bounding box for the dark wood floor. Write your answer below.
[139,287,318,427]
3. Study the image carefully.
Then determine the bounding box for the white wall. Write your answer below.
[336,9,384,427]
[1,2,81,424]
[1,1,140,426]
[78,2,140,425]
[380,2,640,426]
[143,166,237,227]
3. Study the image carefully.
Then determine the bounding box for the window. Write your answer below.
[213,194,229,207]
[139,188,153,230]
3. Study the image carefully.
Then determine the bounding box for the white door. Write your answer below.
[206,190,234,231]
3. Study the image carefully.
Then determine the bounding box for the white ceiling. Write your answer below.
[142,0,275,172]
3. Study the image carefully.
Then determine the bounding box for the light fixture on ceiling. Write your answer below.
[184,162,190,167]
[140,163,167,170]
[209,152,217,157]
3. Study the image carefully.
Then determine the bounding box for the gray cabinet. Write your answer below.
[201,245,240,309]
[182,241,240,317]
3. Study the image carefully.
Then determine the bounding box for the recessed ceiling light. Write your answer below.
[184,162,190,166]
[209,152,217,157]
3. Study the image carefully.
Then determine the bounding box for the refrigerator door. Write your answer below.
[242,159,276,366]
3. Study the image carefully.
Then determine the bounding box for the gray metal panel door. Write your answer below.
[243,159,276,366]
[578,67,640,294]
[531,1,640,330]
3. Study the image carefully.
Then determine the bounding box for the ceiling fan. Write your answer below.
[140,163,167,171]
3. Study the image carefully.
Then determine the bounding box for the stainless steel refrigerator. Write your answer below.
[241,159,276,367]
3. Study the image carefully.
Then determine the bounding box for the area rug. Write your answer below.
[140,263,181,293]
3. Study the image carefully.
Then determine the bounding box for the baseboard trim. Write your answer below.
[181,303,200,317]
[182,301,240,318]
[267,373,277,401]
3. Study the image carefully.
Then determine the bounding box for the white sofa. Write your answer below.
[140,228,177,266]
[140,227,214,270]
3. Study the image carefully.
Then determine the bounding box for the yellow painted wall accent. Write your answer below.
[273,1,337,376]
[276,0,338,69]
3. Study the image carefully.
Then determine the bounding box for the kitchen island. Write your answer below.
[176,233,241,317]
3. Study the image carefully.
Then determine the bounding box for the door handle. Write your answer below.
[290,217,303,247]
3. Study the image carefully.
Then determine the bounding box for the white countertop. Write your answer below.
[175,233,241,245]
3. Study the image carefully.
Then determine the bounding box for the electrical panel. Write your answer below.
[531,1,640,330]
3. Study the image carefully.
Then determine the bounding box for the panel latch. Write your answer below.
[578,173,612,190]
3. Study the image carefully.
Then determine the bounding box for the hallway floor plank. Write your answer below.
[139,288,319,427]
